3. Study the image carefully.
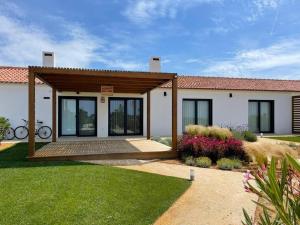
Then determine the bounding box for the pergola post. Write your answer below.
[146,91,151,139]
[52,88,57,142]
[28,71,35,157]
[172,76,178,151]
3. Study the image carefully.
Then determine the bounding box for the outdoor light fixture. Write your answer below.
[229,93,233,98]
[260,133,263,138]
[163,91,167,96]
[190,168,195,181]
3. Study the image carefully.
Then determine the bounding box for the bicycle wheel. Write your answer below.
[38,126,52,139]
[5,127,15,140]
[14,126,29,139]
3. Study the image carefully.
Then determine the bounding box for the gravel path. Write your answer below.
[119,162,257,225]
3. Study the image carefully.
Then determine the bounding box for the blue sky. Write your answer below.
[0,0,300,79]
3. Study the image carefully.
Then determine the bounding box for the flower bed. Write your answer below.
[180,135,246,162]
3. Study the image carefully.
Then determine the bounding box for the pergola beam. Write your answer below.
[30,66,175,80]
[147,91,150,139]
[52,88,57,142]
[172,77,178,151]
[28,71,35,157]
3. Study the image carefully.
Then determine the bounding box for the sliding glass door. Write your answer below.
[182,99,212,132]
[61,98,77,136]
[248,100,274,133]
[109,98,143,136]
[59,97,97,136]
[78,99,97,136]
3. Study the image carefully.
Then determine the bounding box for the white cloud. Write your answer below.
[0,3,144,70]
[0,14,102,68]
[253,0,281,11]
[247,0,281,22]
[202,39,300,78]
[123,0,222,25]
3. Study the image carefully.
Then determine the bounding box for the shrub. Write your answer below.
[242,131,257,142]
[217,158,234,170]
[184,156,195,166]
[253,151,268,166]
[244,141,298,166]
[232,130,244,140]
[152,137,172,147]
[242,155,300,225]
[207,126,232,140]
[159,139,171,147]
[185,125,209,136]
[180,134,245,162]
[0,117,10,142]
[195,157,212,168]
[185,125,232,140]
[231,159,242,169]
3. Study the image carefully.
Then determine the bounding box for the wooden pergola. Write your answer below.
[28,66,178,158]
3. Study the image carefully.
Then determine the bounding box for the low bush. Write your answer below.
[180,135,246,162]
[185,125,232,140]
[232,130,244,140]
[207,126,232,140]
[184,156,195,166]
[231,159,242,169]
[217,158,235,170]
[185,125,209,137]
[195,157,212,168]
[0,117,10,142]
[243,131,257,142]
[152,137,172,147]
[244,141,298,166]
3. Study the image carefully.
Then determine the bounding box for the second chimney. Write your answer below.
[149,57,161,72]
[42,51,55,67]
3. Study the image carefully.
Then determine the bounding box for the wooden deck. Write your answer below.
[29,139,177,161]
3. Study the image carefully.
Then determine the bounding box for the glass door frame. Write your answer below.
[58,96,97,137]
[248,100,274,133]
[108,97,143,136]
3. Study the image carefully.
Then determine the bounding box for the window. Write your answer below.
[248,100,274,133]
[182,99,212,132]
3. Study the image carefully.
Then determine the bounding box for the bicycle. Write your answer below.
[5,127,15,140]
[14,119,52,139]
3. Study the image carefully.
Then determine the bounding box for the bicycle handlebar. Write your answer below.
[22,119,43,124]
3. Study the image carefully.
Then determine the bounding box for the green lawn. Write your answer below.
[267,136,300,143]
[0,143,190,225]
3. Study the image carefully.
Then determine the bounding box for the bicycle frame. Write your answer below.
[22,119,43,134]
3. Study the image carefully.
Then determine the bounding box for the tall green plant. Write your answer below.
[242,155,300,225]
[0,117,10,142]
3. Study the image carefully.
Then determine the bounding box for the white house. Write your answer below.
[1,56,300,140]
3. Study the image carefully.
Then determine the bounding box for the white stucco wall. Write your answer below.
[0,83,52,128]
[151,88,294,136]
[0,83,296,137]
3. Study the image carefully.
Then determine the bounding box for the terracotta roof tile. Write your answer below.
[162,76,300,92]
[0,66,42,84]
[1,66,300,92]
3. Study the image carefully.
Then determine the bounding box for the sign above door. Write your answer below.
[101,85,114,96]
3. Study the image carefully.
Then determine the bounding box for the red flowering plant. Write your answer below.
[242,155,300,225]
[179,134,245,162]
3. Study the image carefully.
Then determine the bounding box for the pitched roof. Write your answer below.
[161,76,300,92]
[1,66,300,92]
[0,66,42,84]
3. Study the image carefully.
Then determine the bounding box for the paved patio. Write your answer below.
[34,139,171,157]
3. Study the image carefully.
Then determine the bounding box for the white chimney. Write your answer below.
[42,51,54,67]
[149,56,161,72]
